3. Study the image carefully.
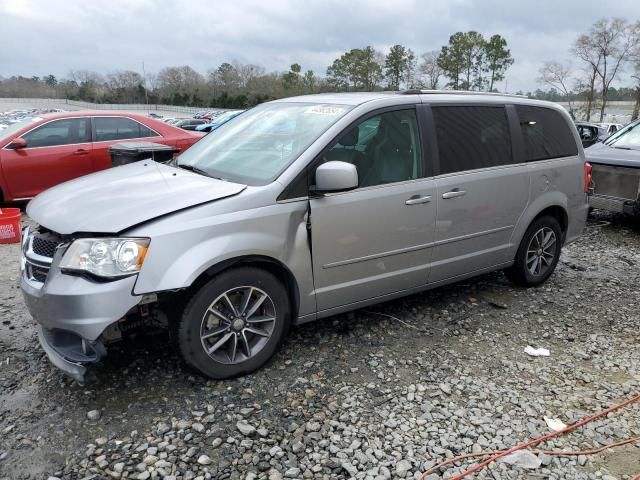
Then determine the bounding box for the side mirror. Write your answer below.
[7,138,27,149]
[313,161,358,193]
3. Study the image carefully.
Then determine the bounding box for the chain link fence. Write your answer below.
[0,97,207,115]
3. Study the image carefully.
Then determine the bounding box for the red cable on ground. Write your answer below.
[419,435,640,477]
[419,392,640,480]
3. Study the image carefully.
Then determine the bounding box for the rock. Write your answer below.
[236,421,256,436]
[87,410,101,421]
[439,383,452,394]
[197,455,212,465]
[268,469,283,480]
[395,459,412,477]
[306,421,321,432]
[285,467,301,478]
[156,422,171,436]
[342,462,358,477]
[211,437,223,448]
[191,422,205,433]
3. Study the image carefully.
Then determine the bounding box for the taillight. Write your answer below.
[584,162,592,193]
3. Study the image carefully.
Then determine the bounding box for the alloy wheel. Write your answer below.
[525,227,557,277]
[199,286,276,365]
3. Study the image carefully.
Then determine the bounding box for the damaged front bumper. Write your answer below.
[37,326,92,383]
[20,232,142,382]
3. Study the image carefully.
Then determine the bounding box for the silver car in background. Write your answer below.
[20,91,588,382]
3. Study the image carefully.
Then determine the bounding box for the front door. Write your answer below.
[429,105,529,283]
[2,117,92,199]
[309,107,437,312]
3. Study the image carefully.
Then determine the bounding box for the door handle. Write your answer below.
[442,189,466,199]
[405,195,432,205]
[72,149,89,155]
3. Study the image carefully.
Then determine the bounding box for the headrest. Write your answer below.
[338,126,359,147]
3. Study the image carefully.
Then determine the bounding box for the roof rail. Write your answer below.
[397,89,528,99]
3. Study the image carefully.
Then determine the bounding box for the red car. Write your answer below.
[0,111,205,202]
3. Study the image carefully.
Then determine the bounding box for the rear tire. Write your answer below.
[505,216,562,287]
[177,267,290,379]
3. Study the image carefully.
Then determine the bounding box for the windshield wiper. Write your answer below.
[176,163,213,177]
[176,163,227,181]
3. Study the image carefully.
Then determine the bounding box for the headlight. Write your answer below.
[60,238,150,278]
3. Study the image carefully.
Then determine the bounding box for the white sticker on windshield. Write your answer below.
[304,105,347,116]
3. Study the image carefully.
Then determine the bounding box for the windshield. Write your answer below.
[604,121,640,149]
[177,102,353,185]
[0,116,42,142]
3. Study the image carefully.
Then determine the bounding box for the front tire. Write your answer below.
[505,216,562,287]
[177,267,291,379]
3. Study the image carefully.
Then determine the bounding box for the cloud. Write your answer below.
[1,0,638,92]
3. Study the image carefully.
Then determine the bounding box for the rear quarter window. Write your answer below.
[516,106,578,161]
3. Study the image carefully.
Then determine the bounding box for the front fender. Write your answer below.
[136,232,288,294]
[130,201,316,316]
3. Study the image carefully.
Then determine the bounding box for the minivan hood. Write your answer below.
[27,161,246,235]
[585,142,640,168]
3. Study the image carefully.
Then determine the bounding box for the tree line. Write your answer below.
[0,31,513,109]
[538,17,640,121]
[4,19,640,121]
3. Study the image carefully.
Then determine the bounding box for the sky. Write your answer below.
[1,0,639,93]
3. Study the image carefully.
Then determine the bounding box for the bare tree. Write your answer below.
[632,63,640,121]
[145,72,158,91]
[107,70,144,103]
[572,34,603,121]
[235,63,265,90]
[588,18,640,121]
[538,62,577,119]
[68,70,105,100]
[418,50,443,89]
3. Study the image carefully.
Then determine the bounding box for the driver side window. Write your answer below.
[323,109,423,188]
[23,118,90,148]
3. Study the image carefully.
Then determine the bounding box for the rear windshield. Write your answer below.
[177,102,353,185]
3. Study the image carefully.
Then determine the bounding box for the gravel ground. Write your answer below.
[0,211,639,480]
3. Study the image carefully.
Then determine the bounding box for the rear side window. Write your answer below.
[23,118,90,148]
[432,106,512,174]
[94,117,158,141]
[516,106,578,161]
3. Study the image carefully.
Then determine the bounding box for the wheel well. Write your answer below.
[534,206,568,240]
[186,256,300,320]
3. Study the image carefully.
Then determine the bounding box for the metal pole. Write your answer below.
[142,61,149,110]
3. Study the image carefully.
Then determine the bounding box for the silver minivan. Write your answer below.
[20,92,588,382]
